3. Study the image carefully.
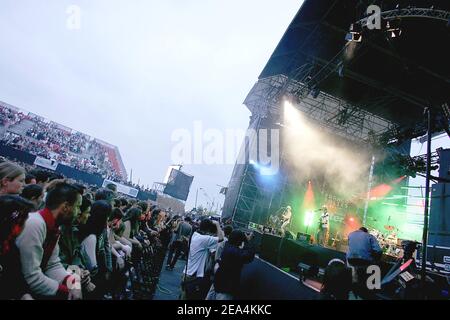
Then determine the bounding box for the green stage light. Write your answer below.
[381,202,400,206]
[304,210,314,227]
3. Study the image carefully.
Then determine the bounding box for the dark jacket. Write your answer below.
[96,228,113,273]
[59,225,88,269]
[0,244,29,299]
[213,243,255,296]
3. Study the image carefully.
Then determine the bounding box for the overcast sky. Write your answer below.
[0,0,303,209]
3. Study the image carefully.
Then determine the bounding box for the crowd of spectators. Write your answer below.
[0,158,182,300]
[0,105,29,127]
[26,120,89,154]
[0,104,126,181]
[0,156,261,301]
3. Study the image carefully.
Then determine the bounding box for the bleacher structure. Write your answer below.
[0,100,127,181]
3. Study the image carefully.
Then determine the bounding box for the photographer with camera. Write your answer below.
[180,218,223,300]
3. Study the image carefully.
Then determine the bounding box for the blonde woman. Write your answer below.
[0,161,26,195]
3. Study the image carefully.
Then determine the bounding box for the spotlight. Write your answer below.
[345,24,362,42]
[386,20,402,38]
[304,211,314,227]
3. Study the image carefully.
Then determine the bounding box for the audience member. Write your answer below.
[166,216,193,270]
[320,259,352,300]
[0,195,35,299]
[21,184,44,210]
[15,182,83,299]
[181,218,223,300]
[0,161,26,195]
[212,230,255,300]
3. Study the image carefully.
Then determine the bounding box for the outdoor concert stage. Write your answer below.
[249,231,398,276]
[222,0,450,280]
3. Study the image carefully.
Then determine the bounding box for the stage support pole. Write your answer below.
[363,155,375,226]
[421,107,432,294]
[195,188,199,209]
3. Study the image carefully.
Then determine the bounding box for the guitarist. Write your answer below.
[317,206,330,246]
[280,206,292,236]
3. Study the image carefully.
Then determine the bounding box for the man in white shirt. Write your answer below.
[181,218,223,300]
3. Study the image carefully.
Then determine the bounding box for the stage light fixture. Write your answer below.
[304,211,314,227]
[345,24,362,42]
[386,20,402,38]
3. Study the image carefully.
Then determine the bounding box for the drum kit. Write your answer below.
[369,225,402,258]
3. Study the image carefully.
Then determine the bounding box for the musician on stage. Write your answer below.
[317,206,329,246]
[280,206,292,236]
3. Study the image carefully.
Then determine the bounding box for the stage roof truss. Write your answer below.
[356,7,450,28]
[244,69,397,144]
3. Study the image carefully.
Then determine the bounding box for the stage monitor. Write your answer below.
[297,232,311,243]
[163,168,194,201]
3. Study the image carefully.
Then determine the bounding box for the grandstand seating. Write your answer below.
[0,101,127,181]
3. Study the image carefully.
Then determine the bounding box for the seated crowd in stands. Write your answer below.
[0,158,180,300]
[0,105,29,127]
[0,104,125,183]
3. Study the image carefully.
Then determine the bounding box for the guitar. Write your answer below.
[318,212,329,230]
